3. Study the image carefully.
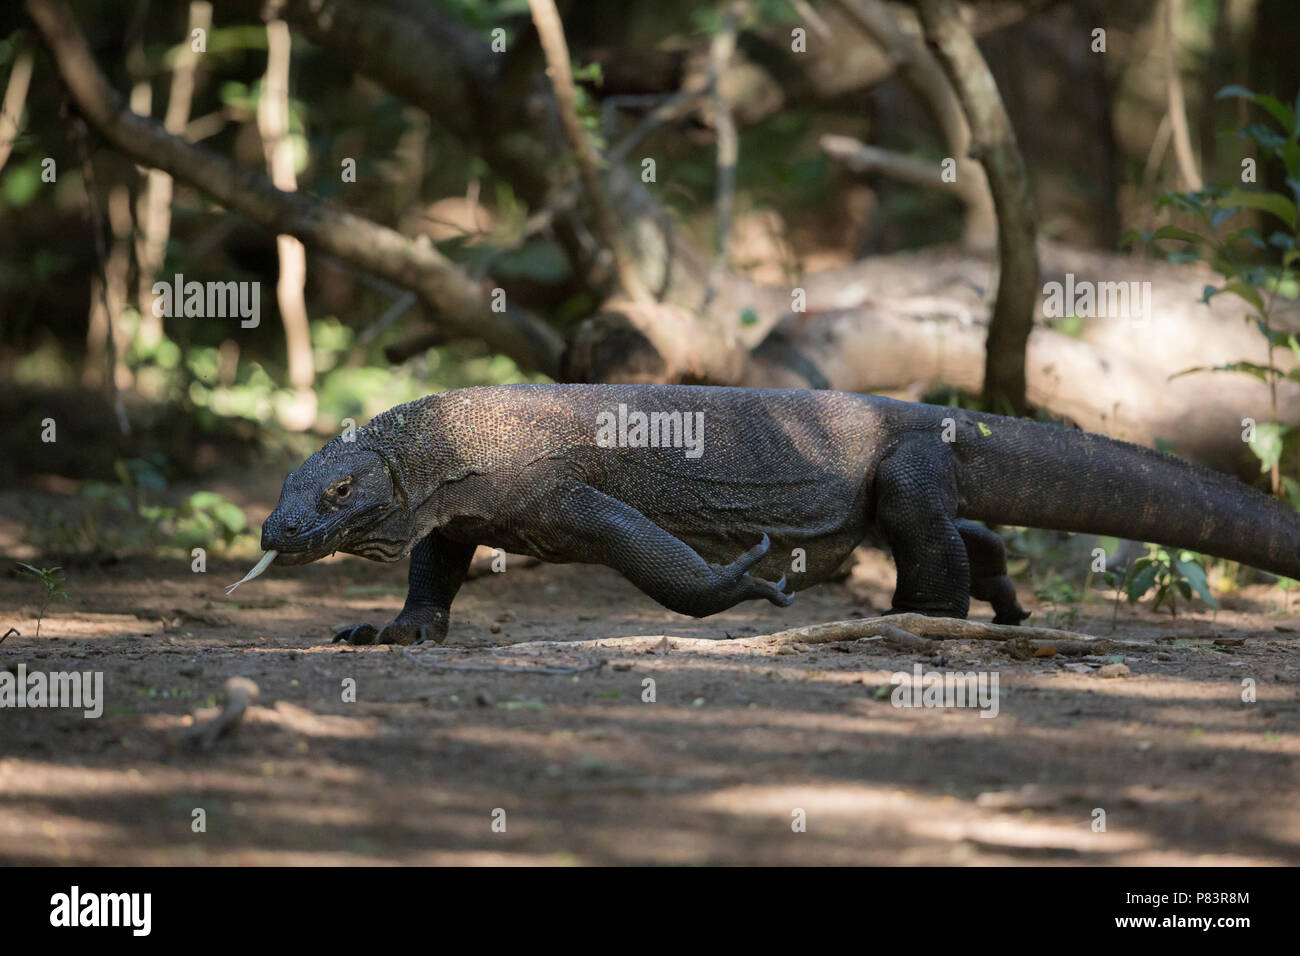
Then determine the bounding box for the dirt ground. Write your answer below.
[2,494,1299,866]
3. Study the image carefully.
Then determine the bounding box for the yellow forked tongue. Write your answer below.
[225,550,278,595]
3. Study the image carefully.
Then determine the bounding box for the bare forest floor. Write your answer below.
[1,488,1298,866]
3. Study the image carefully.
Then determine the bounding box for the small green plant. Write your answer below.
[23,456,251,556]
[1273,575,1298,613]
[1034,571,1082,628]
[1100,561,1131,631]
[1125,546,1219,617]
[1125,86,1300,497]
[16,563,68,638]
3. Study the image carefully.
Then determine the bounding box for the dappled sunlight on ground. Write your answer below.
[2,550,1297,865]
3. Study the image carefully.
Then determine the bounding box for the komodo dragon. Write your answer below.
[248,384,1300,645]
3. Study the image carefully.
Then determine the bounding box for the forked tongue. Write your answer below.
[225,550,278,595]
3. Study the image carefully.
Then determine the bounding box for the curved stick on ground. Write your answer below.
[736,613,1168,655]
[183,677,260,750]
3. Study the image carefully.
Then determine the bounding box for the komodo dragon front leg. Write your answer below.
[538,483,794,617]
[334,530,476,645]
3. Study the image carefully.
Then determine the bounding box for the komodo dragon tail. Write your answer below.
[954,414,1300,580]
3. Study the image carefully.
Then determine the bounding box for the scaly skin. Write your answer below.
[259,384,1300,644]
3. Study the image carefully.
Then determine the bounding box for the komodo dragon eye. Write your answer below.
[330,479,352,500]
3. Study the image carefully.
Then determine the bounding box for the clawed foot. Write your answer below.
[723,533,795,608]
[331,620,441,646]
[992,605,1031,626]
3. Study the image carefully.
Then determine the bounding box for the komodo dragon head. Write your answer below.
[259,439,417,565]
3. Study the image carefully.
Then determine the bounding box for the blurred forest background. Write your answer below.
[2,0,1299,585]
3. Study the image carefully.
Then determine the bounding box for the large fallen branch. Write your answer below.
[746,241,1300,474]
[26,0,565,378]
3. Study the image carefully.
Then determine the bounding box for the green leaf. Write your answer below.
[187,491,226,511]
[1248,421,1288,472]
[1283,476,1300,510]
[212,501,247,534]
[1215,281,1265,312]
[1204,282,1265,316]
[1171,361,1278,383]
[1278,140,1300,182]
[1127,563,1160,602]
[1151,584,1171,614]
[1216,85,1298,131]
[1151,225,1208,244]
[1222,188,1297,229]
[1173,558,1220,609]
[1212,206,1240,229]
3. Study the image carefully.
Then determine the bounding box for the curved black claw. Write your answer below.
[731,533,772,574]
[333,623,378,645]
[719,534,792,609]
[756,573,795,607]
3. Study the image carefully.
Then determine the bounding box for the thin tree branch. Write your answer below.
[1164,0,1202,190]
[821,133,980,199]
[703,2,744,310]
[258,17,316,429]
[835,0,994,246]
[26,0,565,378]
[70,115,130,435]
[0,37,34,171]
[916,0,1039,415]
[527,0,651,302]
[136,1,211,344]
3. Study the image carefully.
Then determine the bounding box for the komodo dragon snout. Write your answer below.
[261,446,412,564]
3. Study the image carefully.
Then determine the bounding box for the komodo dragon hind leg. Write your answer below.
[955,518,1030,625]
[333,530,477,645]
[874,441,972,618]
[542,482,793,617]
